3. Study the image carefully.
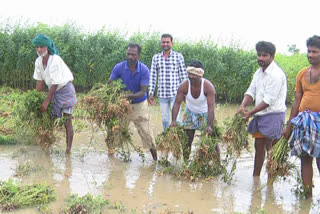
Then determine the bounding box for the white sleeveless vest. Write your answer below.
[186,79,207,114]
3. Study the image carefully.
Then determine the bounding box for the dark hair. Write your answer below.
[127,43,141,55]
[189,60,204,70]
[161,34,173,42]
[255,41,276,57]
[306,35,320,49]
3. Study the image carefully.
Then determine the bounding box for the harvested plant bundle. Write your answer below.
[0,179,56,211]
[223,113,249,156]
[221,114,248,184]
[183,127,223,180]
[267,137,295,183]
[81,81,143,161]
[156,125,188,162]
[63,194,109,214]
[14,90,55,147]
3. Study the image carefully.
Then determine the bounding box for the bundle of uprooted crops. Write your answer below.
[183,126,224,180]
[267,137,295,183]
[81,81,144,162]
[221,113,249,184]
[222,113,249,156]
[156,125,189,162]
[14,89,55,147]
[0,178,56,212]
[63,194,109,214]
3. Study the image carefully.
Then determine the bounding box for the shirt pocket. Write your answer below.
[168,61,178,73]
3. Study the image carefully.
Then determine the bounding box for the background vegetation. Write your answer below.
[0,21,310,103]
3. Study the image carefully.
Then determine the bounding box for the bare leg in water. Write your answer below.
[64,113,73,154]
[253,138,277,176]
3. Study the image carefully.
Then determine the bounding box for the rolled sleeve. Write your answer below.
[244,75,257,100]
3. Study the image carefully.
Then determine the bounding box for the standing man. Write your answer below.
[171,60,216,160]
[149,34,188,131]
[237,41,287,176]
[109,43,157,161]
[33,34,77,154]
[283,35,320,197]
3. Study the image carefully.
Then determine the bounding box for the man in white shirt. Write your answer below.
[236,41,287,176]
[32,34,77,154]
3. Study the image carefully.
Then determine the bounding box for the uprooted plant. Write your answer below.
[81,81,144,162]
[0,178,56,212]
[183,125,224,180]
[13,89,56,147]
[221,113,249,184]
[267,137,296,184]
[157,124,228,181]
[156,125,189,163]
[63,193,109,214]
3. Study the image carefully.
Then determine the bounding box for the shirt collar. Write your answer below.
[125,60,141,72]
[161,50,173,57]
[260,60,275,74]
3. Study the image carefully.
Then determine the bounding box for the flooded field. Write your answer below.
[1,104,320,213]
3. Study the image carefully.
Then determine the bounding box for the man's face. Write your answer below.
[126,47,140,67]
[257,51,273,69]
[36,46,48,57]
[188,72,201,82]
[307,46,320,65]
[161,37,173,52]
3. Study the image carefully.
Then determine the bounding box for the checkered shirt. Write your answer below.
[149,51,188,98]
[289,110,320,158]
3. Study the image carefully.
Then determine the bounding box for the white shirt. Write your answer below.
[186,79,208,114]
[245,61,287,116]
[33,55,74,91]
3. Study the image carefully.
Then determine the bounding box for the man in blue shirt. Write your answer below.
[109,43,157,160]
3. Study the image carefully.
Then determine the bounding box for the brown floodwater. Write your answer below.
[1,104,320,214]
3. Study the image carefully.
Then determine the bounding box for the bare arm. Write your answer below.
[36,80,45,92]
[236,95,254,115]
[205,81,216,132]
[41,84,57,112]
[108,79,147,100]
[242,101,269,121]
[171,81,188,126]
[127,85,148,100]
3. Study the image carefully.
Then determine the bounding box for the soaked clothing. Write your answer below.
[248,112,285,139]
[185,79,207,114]
[52,82,77,118]
[183,107,208,130]
[289,110,320,158]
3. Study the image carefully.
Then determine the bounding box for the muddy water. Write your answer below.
[1,104,320,214]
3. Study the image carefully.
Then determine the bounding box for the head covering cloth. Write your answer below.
[32,34,60,55]
[186,66,204,77]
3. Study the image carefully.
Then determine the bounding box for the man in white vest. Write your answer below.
[171,60,216,160]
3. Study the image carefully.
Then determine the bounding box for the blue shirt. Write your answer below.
[110,61,150,104]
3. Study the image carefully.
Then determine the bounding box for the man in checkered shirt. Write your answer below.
[149,34,188,131]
